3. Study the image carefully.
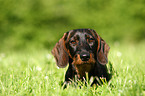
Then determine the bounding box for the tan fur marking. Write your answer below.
[72,53,96,78]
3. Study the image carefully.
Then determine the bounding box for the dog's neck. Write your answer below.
[69,57,96,79]
[73,63,95,79]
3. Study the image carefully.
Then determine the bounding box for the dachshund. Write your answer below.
[52,29,110,87]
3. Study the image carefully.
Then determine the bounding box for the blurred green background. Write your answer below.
[0,0,145,52]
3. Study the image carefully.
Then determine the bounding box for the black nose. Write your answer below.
[80,52,90,61]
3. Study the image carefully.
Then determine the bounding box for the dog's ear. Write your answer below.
[88,29,110,65]
[97,38,110,65]
[51,32,69,68]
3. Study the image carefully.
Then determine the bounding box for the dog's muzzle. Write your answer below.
[80,52,90,61]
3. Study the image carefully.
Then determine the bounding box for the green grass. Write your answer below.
[0,43,145,96]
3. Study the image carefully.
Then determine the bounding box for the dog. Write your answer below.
[52,29,110,87]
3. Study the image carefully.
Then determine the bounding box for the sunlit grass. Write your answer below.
[0,43,145,95]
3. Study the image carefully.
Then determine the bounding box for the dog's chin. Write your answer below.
[72,59,95,65]
[79,61,95,65]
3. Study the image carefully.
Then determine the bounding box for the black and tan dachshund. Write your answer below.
[52,29,110,87]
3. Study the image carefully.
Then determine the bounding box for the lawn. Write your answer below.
[0,43,145,96]
[1,0,145,95]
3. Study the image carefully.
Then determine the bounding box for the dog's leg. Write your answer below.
[62,63,76,88]
[65,64,74,81]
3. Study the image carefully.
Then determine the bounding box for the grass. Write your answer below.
[0,43,145,96]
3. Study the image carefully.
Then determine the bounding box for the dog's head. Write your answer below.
[52,29,110,72]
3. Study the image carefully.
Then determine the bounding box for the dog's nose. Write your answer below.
[80,52,90,61]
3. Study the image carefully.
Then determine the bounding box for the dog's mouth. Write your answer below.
[72,53,96,65]
[77,62,93,65]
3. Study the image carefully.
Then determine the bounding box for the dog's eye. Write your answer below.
[88,38,94,43]
[70,40,76,45]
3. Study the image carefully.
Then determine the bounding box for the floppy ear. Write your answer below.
[88,29,110,65]
[51,33,69,68]
[97,38,110,65]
